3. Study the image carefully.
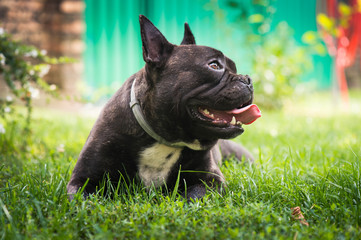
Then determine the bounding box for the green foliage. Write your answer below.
[317,2,354,36]
[301,31,327,56]
[0,93,361,239]
[211,0,325,109]
[251,22,313,109]
[0,27,73,133]
[317,13,337,36]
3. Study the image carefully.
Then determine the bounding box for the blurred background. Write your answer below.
[0,0,360,110]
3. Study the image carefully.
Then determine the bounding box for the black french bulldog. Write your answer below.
[67,15,261,200]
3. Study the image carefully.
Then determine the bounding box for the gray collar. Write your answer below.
[130,78,203,149]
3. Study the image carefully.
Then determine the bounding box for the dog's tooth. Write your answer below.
[203,109,210,115]
[210,114,215,118]
[230,116,236,125]
[236,121,242,126]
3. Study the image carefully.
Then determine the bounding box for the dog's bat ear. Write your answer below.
[181,23,196,45]
[139,15,174,67]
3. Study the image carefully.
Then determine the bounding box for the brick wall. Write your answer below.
[0,0,84,94]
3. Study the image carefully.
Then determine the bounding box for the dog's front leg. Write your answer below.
[177,148,226,201]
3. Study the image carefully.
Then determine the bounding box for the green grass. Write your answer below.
[1,92,360,239]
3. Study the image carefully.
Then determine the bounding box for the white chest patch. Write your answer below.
[138,143,182,187]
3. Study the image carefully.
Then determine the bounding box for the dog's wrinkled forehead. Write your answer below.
[170,45,237,74]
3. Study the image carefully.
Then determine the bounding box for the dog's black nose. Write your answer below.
[240,75,252,85]
[231,74,253,89]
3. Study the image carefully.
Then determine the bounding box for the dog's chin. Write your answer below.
[192,122,244,140]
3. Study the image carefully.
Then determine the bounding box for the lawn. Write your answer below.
[0,92,360,239]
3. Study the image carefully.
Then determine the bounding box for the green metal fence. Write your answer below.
[271,0,332,88]
[83,0,332,95]
[84,0,228,94]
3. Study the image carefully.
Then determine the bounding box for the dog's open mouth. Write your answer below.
[195,104,261,128]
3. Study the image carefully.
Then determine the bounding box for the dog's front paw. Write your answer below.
[183,184,207,201]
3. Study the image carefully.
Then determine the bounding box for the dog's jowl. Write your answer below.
[67,15,261,200]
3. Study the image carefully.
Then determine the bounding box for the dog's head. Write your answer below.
[139,15,260,143]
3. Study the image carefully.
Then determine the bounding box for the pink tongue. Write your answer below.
[227,104,261,125]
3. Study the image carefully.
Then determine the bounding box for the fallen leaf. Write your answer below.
[291,206,309,227]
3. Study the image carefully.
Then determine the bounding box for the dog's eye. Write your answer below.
[209,61,221,70]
